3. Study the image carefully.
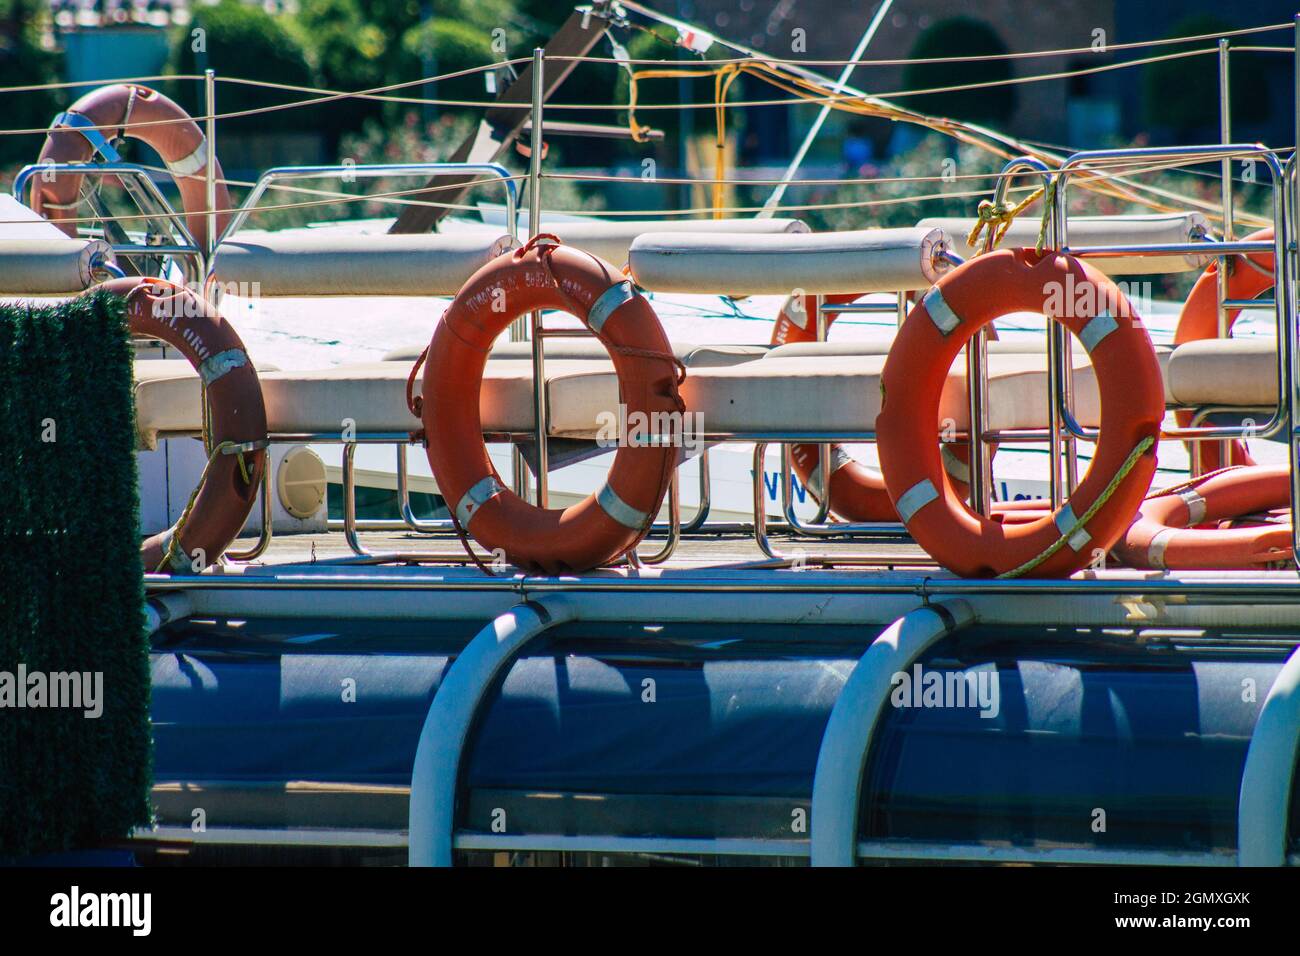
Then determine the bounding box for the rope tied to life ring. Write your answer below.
[422,240,683,574]
[997,435,1155,579]
[156,438,254,573]
[406,343,429,418]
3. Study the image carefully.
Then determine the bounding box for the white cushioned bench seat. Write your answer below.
[968,347,1175,429]
[381,338,769,367]
[0,237,116,295]
[919,213,1211,276]
[768,339,1174,424]
[209,232,517,297]
[554,355,988,436]
[544,217,808,266]
[765,339,1052,359]
[257,360,623,436]
[1167,338,1278,407]
[627,227,950,296]
[134,358,280,449]
[549,347,1175,439]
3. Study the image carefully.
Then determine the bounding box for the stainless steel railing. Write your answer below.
[14,160,206,286]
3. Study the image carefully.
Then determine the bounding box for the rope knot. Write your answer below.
[966,185,1047,254]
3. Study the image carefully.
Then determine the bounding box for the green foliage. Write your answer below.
[290,0,392,138]
[399,19,497,104]
[1143,14,1269,134]
[900,17,1017,126]
[167,0,315,132]
[326,110,604,225]
[0,290,149,859]
[0,0,63,164]
[288,1,509,141]
[806,136,1002,232]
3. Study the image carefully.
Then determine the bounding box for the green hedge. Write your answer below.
[167,0,317,133]
[0,290,150,858]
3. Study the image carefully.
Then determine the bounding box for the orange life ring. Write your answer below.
[35,85,232,251]
[105,276,267,573]
[422,238,683,574]
[770,290,976,522]
[878,249,1164,578]
[1173,228,1274,471]
[1113,465,1291,569]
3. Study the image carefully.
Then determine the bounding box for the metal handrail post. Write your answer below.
[204,69,217,261]
[1288,152,1300,567]
[1290,16,1300,568]
[988,157,1053,507]
[1054,146,1288,446]
[1213,38,1234,474]
[216,162,519,247]
[811,291,832,525]
[528,47,549,508]
[1048,169,1079,497]
[14,161,206,285]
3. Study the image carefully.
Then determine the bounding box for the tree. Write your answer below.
[1143,14,1269,136]
[900,17,1017,127]
[289,0,390,141]
[0,0,63,165]
[399,19,497,105]
[291,0,512,143]
[167,0,315,133]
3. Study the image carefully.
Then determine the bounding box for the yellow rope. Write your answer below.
[1034,178,1059,256]
[628,64,742,217]
[966,186,1045,252]
[997,435,1156,580]
[156,438,251,573]
[625,58,1271,228]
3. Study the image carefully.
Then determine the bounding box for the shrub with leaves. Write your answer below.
[167,0,316,133]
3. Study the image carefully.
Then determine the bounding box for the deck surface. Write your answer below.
[232,527,935,571]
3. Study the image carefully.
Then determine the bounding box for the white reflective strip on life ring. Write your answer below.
[1179,489,1208,525]
[588,279,638,334]
[166,141,208,179]
[455,476,505,528]
[196,348,248,386]
[896,478,939,524]
[1078,310,1118,354]
[941,444,970,484]
[807,445,852,500]
[40,200,81,211]
[921,286,961,336]
[157,528,192,573]
[1053,503,1092,551]
[1147,526,1177,569]
[596,482,648,530]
